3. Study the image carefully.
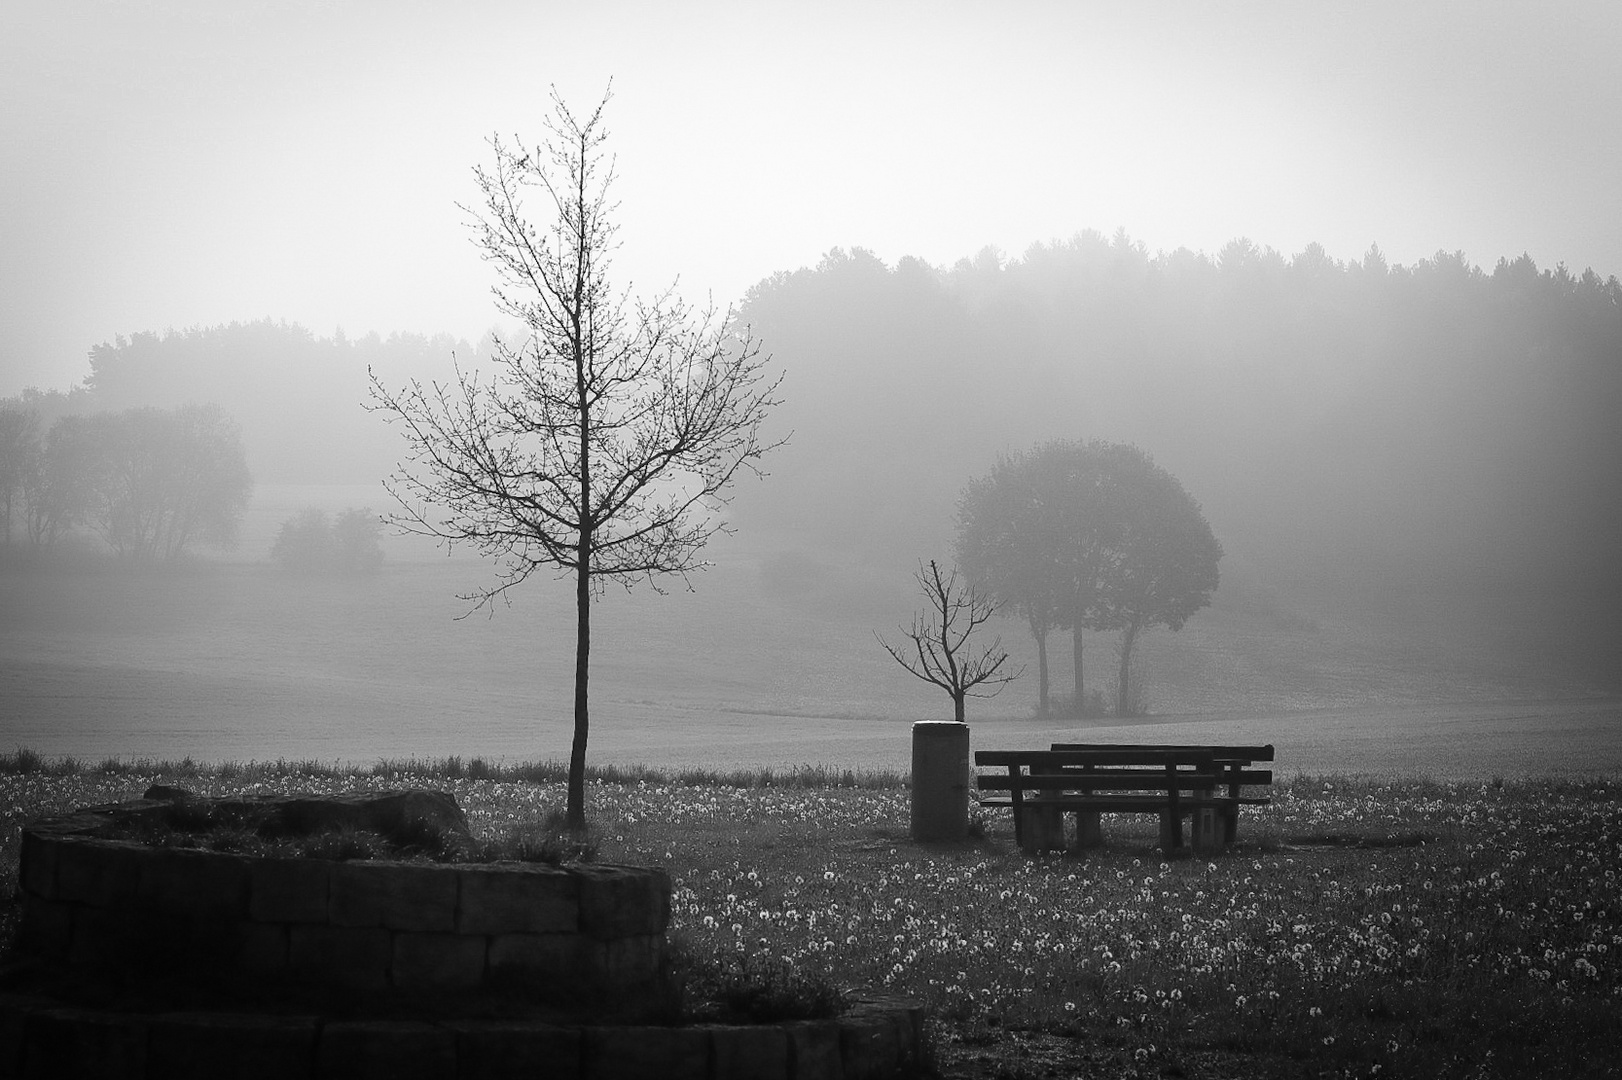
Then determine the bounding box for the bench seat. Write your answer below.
[977,794,1272,812]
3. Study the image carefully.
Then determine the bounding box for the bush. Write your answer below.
[271,507,383,574]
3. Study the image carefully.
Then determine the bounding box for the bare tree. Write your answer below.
[877,559,1023,722]
[369,87,783,827]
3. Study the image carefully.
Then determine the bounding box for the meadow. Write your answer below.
[1,753,1616,1079]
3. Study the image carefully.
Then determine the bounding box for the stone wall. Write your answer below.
[16,812,671,1017]
[0,993,924,1080]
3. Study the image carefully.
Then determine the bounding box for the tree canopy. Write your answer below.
[0,403,251,560]
[959,440,1220,717]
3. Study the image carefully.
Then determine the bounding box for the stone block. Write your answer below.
[392,932,487,991]
[582,1024,709,1080]
[17,828,78,900]
[571,865,670,939]
[250,857,332,923]
[270,789,470,846]
[147,1012,319,1080]
[711,1022,789,1080]
[316,1020,456,1080]
[22,1007,146,1080]
[590,935,666,988]
[239,921,291,974]
[0,993,37,1078]
[487,933,589,992]
[456,863,578,934]
[840,1010,902,1080]
[53,838,144,909]
[446,1020,580,1080]
[66,903,142,969]
[330,861,456,931]
[846,995,924,1072]
[14,897,73,962]
[784,1020,842,1080]
[288,924,393,990]
[137,846,250,920]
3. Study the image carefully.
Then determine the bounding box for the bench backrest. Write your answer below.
[975,745,1274,794]
[1049,742,1274,763]
[977,748,1222,768]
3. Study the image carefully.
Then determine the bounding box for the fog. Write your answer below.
[3,4,1621,767]
[5,3,1621,394]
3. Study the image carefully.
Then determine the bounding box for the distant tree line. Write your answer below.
[0,402,251,561]
[9,320,483,486]
[737,237,1622,682]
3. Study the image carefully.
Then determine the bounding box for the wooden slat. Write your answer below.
[978,794,1271,811]
[1051,742,1274,762]
[976,772,1224,792]
[975,749,1219,767]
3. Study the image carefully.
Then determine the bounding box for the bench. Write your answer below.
[975,744,1274,855]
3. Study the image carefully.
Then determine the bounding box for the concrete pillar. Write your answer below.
[910,721,969,841]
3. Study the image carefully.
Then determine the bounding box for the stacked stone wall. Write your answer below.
[5,796,927,1078]
[16,819,670,1015]
[0,995,924,1079]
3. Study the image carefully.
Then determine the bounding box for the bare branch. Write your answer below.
[876,559,1023,722]
[367,85,783,826]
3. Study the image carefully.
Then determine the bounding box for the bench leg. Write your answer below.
[1019,803,1066,853]
[1071,810,1103,851]
[1192,808,1223,855]
[1223,806,1239,845]
[1159,810,1183,852]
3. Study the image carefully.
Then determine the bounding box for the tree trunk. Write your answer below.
[952,691,966,723]
[1072,626,1085,716]
[1030,618,1050,717]
[1117,620,1141,718]
[567,542,591,829]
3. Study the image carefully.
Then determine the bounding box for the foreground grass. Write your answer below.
[0,753,1616,1078]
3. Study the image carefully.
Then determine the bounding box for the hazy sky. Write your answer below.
[3,0,1618,395]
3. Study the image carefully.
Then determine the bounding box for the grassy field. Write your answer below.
[1,754,1616,1079]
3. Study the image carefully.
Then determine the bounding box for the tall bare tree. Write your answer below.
[877,559,1022,722]
[370,88,782,827]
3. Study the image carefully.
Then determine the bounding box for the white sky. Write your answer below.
[3,0,1619,395]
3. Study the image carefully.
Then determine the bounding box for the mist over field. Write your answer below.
[4,3,1621,776]
[3,236,1619,773]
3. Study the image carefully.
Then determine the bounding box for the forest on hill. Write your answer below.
[733,236,1622,683]
[7,235,1620,685]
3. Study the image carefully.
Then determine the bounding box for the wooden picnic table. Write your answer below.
[975,744,1274,854]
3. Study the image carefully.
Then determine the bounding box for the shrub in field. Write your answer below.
[671,937,846,1022]
[270,506,383,574]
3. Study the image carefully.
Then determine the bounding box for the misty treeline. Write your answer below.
[0,402,250,561]
[5,234,1619,677]
[5,321,482,486]
[958,440,1223,718]
[734,236,1622,680]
